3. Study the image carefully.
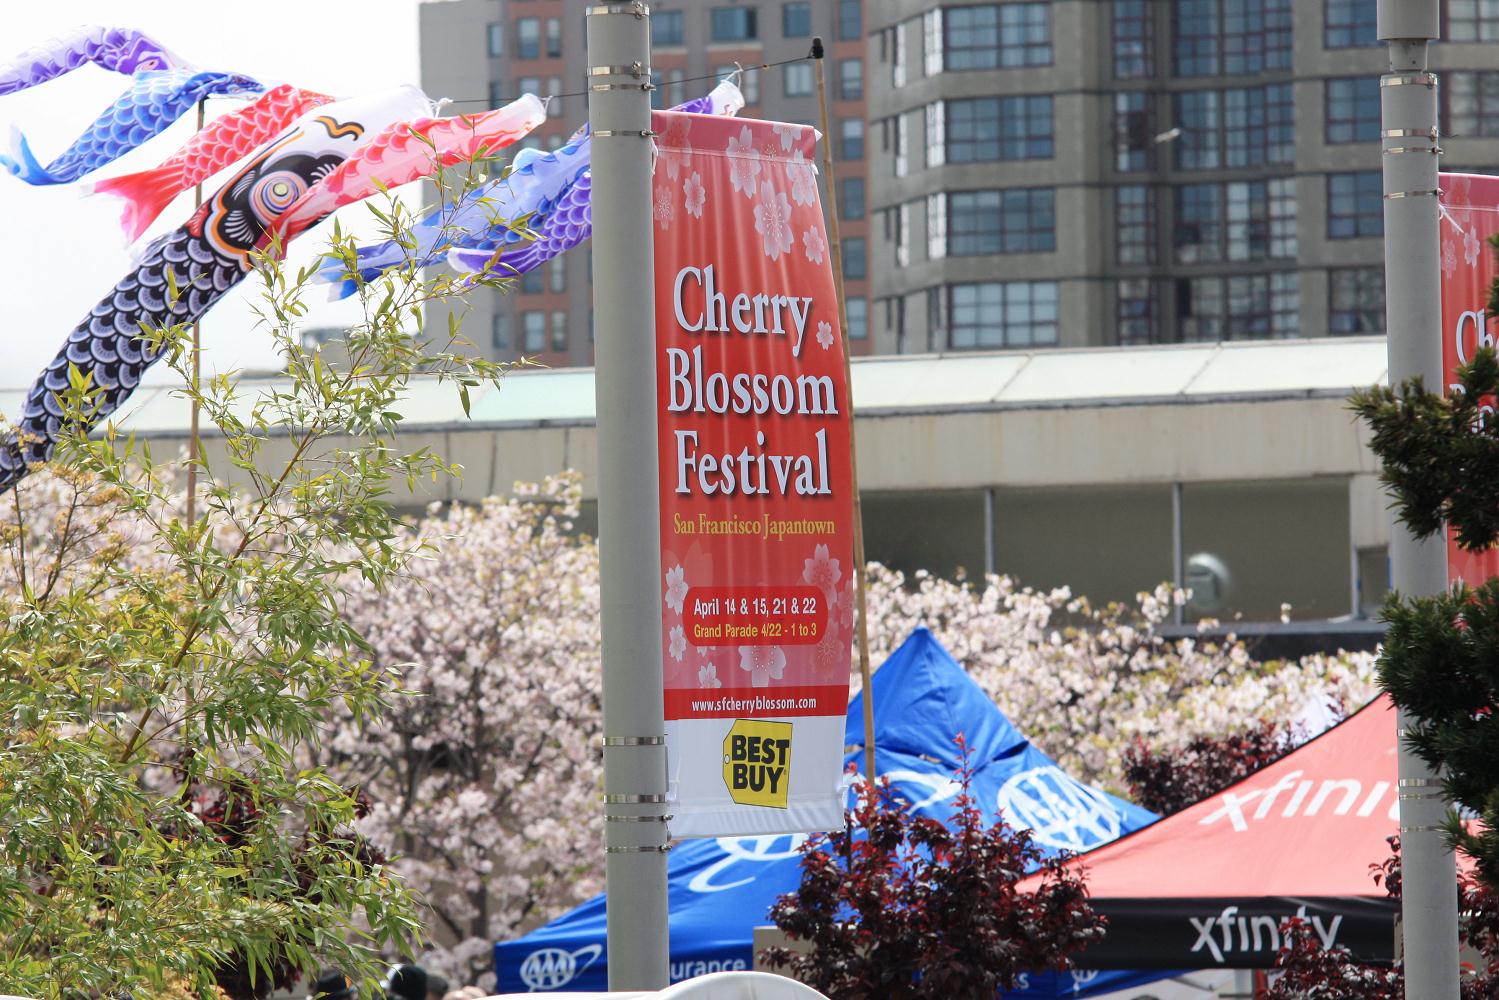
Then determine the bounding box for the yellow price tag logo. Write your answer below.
[722,719,793,809]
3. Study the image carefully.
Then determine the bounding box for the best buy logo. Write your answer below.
[722,719,792,808]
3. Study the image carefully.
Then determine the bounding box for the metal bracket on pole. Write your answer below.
[594,129,657,138]
[602,735,666,747]
[1384,190,1440,199]
[1385,146,1443,155]
[591,83,656,93]
[607,844,673,854]
[606,814,673,823]
[590,63,646,78]
[586,2,650,17]
[1384,128,1438,138]
[1381,72,1437,88]
[603,793,667,804]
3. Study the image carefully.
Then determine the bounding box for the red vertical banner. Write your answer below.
[1439,173,1499,585]
[653,111,853,836]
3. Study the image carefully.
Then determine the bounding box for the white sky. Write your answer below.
[0,1,428,388]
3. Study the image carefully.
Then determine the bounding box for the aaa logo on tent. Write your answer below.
[518,943,602,991]
[995,766,1121,851]
[722,719,792,808]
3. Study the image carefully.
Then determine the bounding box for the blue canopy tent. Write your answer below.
[495,629,1170,996]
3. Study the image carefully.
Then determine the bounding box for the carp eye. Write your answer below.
[249,170,307,221]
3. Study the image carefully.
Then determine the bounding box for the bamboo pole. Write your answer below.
[812,38,877,788]
[185,96,205,524]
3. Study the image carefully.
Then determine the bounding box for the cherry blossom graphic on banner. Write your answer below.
[1439,173,1499,585]
[654,112,854,837]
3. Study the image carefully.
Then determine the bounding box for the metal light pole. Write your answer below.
[586,1,670,991]
[1378,1,1460,994]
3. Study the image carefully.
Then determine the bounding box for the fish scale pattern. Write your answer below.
[2,68,263,185]
[0,226,242,488]
[0,25,186,96]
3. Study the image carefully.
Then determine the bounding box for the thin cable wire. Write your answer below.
[440,53,813,108]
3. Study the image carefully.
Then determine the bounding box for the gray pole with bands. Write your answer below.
[586,0,670,990]
[1377,1,1460,994]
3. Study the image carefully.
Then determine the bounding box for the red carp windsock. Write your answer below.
[256,93,547,253]
[0,85,433,491]
[90,84,335,242]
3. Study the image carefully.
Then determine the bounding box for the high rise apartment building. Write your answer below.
[419,0,871,367]
[420,0,1499,363]
[865,0,1499,353]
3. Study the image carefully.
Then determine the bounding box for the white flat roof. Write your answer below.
[0,336,1391,435]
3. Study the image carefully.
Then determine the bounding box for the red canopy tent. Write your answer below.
[1037,696,1416,970]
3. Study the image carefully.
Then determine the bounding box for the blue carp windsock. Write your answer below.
[0,68,264,186]
[314,80,744,298]
[0,86,433,491]
[0,25,186,96]
[445,80,744,283]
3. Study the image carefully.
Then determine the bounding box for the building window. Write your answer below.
[650,70,665,110]
[844,237,867,280]
[784,63,814,98]
[1116,185,1156,265]
[522,311,546,352]
[711,7,759,41]
[1329,267,1386,334]
[1175,84,1293,169]
[487,22,504,57]
[1115,91,1153,172]
[718,64,760,103]
[1448,72,1499,137]
[517,18,541,59]
[1269,177,1297,259]
[492,312,510,350]
[1114,0,1154,78]
[1449,0,1499,40]
[521,266,545,295]
[783,1,812,37]
[846,297,868,339]
[839,0,862,40]
[941,3,1052,70]
[1327,171,1383,238]
[1173,0,1292,77]
[1325,0,1379,47]
[1117,279,1158,344]
[841,177,865,220]
[946,95,1053,162]
[518,76,541,99]
[666,69,685,107]
[895,203,910,267]
[551,310,567,351]
[653,11,685,45]
[841,118,864,160]
[1326,77,1380,143]
[548,77,562,116]
[839,59,863,100]
[943,281,1059,349]
[549,256,566,293]
[1178,273,1298,342]
[947,188,1055,255]
[1175,183,1223,263]
[892,20,907,87]
[488,80,507,107]
[546,18,562,57]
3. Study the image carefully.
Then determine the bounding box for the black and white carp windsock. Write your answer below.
[0,86,432,491]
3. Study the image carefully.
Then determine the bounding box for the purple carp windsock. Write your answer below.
[315,80,744,298]
[0,68,264,186]
[90,84,335,242]
[259,93,546,252]
[0,86,433,491]
[443,80,745,282]
[0,25,186,96]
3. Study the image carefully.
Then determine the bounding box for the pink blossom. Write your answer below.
[773,122,802,152]
[684,171,706,219]
[816,321,834,351]
[698,661,722,688]
[753,181,794,260]
[802,543,842,594]
[787,149,817,207]
[802,226,826,265]
[664,564,688,615]
[726,125,761,199]
[669,623,687,661]
[653,183,675,230]
[738,645,787,687]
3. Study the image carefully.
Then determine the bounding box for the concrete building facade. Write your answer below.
[864,0,1499,352]
[418,0,873,368]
